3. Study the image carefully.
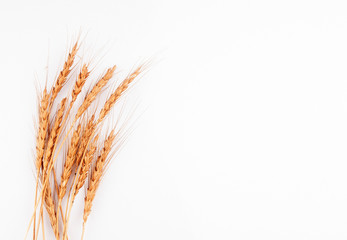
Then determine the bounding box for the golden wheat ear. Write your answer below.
[71,64,90,104]
[43,98,67,171]
[98,64,144,123]
[59,123,82,200]
[83,129,116,223]
[35,88,50,172]
[43,183,59,238]
[75,134,99,198]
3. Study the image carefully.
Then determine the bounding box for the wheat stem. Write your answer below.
[41,210,45,240]
[81,222,86,240]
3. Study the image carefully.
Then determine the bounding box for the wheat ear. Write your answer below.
[59,123,82,200]
[74,134,99,197]
[35,88,50,170]
[43,183,59,238]
[98,65,143,123]
[33,88,50,240]
[72,64,90,103]
[43,98,67,172]
[83,130,116,224]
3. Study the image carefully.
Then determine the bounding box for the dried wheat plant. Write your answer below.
[26,39,146,240]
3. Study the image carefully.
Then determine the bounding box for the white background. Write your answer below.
[1,0,347,239]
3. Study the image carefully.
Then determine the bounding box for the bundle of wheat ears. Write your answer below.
[26,39,145,240]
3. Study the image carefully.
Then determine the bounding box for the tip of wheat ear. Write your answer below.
[51,42,79,102]
[71,64,90,103]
